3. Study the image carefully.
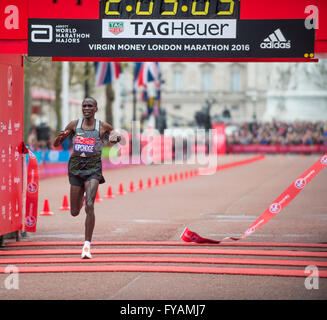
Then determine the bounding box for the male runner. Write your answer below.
[54,97,124,259]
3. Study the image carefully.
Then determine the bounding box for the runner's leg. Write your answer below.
[84,179,99,242]
[70,185,85,217]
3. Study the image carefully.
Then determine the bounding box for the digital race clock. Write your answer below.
[28,0,315,60]
[100,0,240,19]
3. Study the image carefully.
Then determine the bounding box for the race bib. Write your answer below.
[74,136,95,153]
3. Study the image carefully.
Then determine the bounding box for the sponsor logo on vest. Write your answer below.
[74,136,95,153]
[74,144,94,153]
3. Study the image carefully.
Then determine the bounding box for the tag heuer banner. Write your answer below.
[28,19,315,59]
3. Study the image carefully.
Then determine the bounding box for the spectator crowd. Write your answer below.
[27,121,327,152]
[226,121,327,146]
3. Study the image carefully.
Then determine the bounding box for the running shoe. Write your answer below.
[81,246,92,259]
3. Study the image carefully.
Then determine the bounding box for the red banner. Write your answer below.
[0,54,24,236]
[212,124,226,155]
[227,144,327,154]
[181,153,327,244]
[23,149,39,233]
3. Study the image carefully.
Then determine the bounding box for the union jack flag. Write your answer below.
[94,62,121,86]
[134,62,160,89]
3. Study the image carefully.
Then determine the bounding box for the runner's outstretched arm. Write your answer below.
[102,122,126,146]
[53,120,78,147]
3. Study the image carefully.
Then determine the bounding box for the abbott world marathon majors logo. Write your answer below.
[31,25,53,43]
[260,28,291,49]
[31,24,90,43]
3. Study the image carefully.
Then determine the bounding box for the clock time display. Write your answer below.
[101,0,240,19]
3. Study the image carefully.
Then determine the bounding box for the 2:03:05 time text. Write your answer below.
[103,0,238,18]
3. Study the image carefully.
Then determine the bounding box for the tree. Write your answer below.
[105,83,114,124]
[69,61,95,98]
[54,61,62,133]
[24,56,58,140]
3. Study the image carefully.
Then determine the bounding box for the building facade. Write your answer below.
[263,60,327,122]
[120,62,273,128]
[29,60,327,135]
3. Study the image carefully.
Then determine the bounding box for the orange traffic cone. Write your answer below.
[104,185,115,199]
[147,178,152,189]
[129,181,135,192]
[174,173,178,182]
[95,190,103,202]
[138,179,143,191]
[117,183,125,195]
[59,195,70,211]
[40,199,54,216]
[190,170,193,178]
[185,171,188,179]
[155,176,160,186]
[162,175,166,185]
[168,174,173,183]
[180,172,184,180]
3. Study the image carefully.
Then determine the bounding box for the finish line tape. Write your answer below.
[181,154,327,244]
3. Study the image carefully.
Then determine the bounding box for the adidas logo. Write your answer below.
[260,29,291,49]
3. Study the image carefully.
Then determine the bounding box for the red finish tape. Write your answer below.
[181,154,327,244]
